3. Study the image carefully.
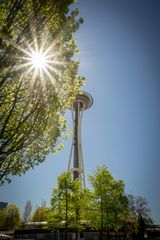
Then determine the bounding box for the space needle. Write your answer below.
[68,91,93,188]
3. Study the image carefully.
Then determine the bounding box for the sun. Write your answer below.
[31,51,47,70]
[11,29,64,90]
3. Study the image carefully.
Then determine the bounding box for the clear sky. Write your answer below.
[0,0,160,223]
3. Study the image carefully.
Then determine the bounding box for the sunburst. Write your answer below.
[2,28,66,91]
[18,43,62,89]
[0,16,70,94]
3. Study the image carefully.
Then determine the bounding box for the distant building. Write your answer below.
[0,202,8,210]
[24,221,48,229]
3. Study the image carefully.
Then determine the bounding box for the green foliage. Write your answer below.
[47,166,129,232]
[0,208,6,227]
[0,204,21,229]
[31,205,47,222]
[121,213,139,235]
[0,0,85,184]
[47,172,86,230]
[88,165,129,231]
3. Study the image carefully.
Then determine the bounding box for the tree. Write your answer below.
[127,194,153,224]
[0,208,6,228]
[22,200,32,223]
[0,204,21,229]
[0,0,84,185]
[31,205,47,222]
[88,165,129,239]
[47,167,129,237]
[127,194,153,239]
[47,172,85,233]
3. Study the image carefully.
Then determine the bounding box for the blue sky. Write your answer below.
[0,0,160,223]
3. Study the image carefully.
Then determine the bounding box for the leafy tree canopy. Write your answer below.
[0,204,21,229]
[0,0,85,184]
[47,172,84,229]
[47,166,129,233]
[31,205,47,222]
[88,165,129,231]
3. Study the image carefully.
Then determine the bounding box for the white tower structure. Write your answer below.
[68,92,93,188]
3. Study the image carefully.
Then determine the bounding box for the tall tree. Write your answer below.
[31,205,47,222]
[47,172,85,232]
[127,195,153,240]
[23,200,32,223]
[88,165,129,239]
[0,204,21,229]
[47,167,129,238]
[0,0,84,185]
[127,194,153,224]
[0,207,6,228]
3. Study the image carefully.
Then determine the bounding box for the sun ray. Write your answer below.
[42,18,74,57]
[29,68,38,92]
[45,63,62,78]
[14,61,33,71]
[42,28,66,57]
[39,68,47,95]
[45,59,66,66]
[29,18,39,53]
[43,67,58,88]
[22,65,35,79]
[44,53,58,59]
